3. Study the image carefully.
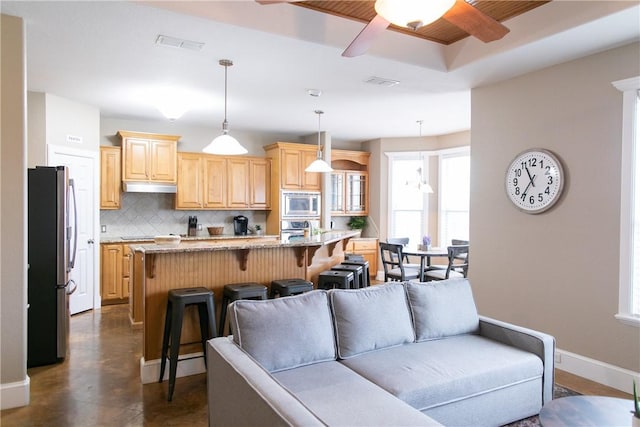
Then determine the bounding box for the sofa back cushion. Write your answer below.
[405,279,479,342]
[229,290,336,373]
[329,283,414,359]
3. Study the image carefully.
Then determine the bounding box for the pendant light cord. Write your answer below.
[315,110,324,157]
[220,59,233,133]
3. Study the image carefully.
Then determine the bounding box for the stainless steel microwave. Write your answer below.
[281,191,321,218]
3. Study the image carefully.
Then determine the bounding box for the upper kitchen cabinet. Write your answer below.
[331,149,370,216]
[264,142,321,191]
[100,146,121,209]
[118,130,179,184]
[175,152,271,210]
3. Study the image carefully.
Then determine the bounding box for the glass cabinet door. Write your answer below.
[346,173,367,214]
[331,173,344,213]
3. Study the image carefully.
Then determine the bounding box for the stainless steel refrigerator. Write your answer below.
[27,166,77,367]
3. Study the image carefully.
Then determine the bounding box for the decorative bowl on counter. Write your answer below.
[154,235,181,246]
[207,226,224,236]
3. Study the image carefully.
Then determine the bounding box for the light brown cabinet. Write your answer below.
[345,238,378,275]
[331,149,370,216]
[118,130,179,184]
[265,142,321,191]
[101,243,130,304]
[100,146,121,209]
[175,152,271,210]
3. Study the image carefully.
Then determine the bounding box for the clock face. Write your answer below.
[505,149,564,214]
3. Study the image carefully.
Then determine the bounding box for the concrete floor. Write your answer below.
[1,304,208,426]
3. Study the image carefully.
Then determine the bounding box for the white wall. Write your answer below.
[1,13,30,409]
[471,42,640,373]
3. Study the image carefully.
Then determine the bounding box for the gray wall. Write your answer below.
[470,42,640,372]
[1,13,29,409]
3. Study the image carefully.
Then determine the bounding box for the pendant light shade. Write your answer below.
[203,59,247,155]
[305,110,333,173]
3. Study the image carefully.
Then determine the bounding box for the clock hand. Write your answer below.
[525,164,536,187]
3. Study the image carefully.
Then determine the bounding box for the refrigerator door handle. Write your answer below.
[66,279,77,295]
[68,178,78,270]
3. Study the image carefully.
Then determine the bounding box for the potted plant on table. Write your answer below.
[633,380,640,427]
[347,216,367,231]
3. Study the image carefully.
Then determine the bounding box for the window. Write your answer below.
[613,76,640,327]
[438,149,470,247]
[387,148,470,249]
[388,154,428,248]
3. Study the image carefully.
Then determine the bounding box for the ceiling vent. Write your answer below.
[155,35,204,52]
[364,76,400,87]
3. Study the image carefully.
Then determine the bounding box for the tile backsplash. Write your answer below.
[100,192,266,238]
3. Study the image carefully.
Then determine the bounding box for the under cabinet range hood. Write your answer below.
[122,182,177,193]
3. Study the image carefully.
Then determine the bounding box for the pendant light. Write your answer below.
[374,0,455,30]
[203,59,247,155]
[305,110,333,173]
[408,120,434,193]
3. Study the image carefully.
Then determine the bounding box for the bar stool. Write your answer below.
[331,264,363,289]
[159,287,216,402]
[317,270,355,290]
[341,259,370,287]
[219,283,267,336]
[270,279,314,298]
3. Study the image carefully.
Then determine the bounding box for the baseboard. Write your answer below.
[0,376,30,410]
[140,353,206,384]
[555,348,640,393]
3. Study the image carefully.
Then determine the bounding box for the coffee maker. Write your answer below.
[233,215,248,236]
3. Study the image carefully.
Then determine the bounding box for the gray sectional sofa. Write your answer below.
[206,279,555,426]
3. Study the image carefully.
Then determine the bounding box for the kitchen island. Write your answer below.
[129,230,360,383]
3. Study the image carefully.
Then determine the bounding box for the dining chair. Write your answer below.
[379,242,421,282]
[423,245,469,281]
[386,238,420,268]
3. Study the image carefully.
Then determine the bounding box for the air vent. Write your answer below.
[155,35,204,52]
[364,76,400,87]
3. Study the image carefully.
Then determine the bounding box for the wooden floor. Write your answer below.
[0,304,632,426]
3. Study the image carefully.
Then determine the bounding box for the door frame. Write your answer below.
[47,144,101,309]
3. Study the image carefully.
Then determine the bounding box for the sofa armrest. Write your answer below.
[206,337,325,427]
[478,316,555,404]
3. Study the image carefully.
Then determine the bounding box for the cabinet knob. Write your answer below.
[88,239,95,244]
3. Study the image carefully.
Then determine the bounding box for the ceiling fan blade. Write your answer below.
[255,0,304,4]
[342,14,390,58]
[442,0,509,43]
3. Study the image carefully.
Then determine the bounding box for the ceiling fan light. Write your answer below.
[203,132,248,155]
[374,0,456,29]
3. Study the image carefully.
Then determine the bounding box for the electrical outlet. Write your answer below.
[101,225,107,233]
[554,352,562,364]
[197,224,203,231]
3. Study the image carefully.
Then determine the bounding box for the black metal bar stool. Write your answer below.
[159,287,216,402]
[317,270,355,290]
[219,283,267,336]
[330,264,363,289]
[341,259,370,287]
[270,279,314,298]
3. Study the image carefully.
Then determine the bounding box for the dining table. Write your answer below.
[403,246,449,282]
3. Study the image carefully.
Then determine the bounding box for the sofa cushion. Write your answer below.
[405,279,479,341]
[340,334,543,413]
[229,290,336,373]
[329,283,414,359]
[272,361,441,426]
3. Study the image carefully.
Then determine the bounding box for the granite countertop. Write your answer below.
[128,230,361,254]
[101,234,279,244]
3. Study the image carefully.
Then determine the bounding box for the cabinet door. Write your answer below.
[176,153,203,209]
[250,159,271,209]
[346,172,368,214]
[281,149,302,189]
[149,140,177,183]
[330,172,345,214]
[203,157,227,208]
[227,158,250,208]
[122,246,132,299]
[301,149,322,190]
[123,138,149,181]
[101,244,123,301]
[100,146,121,209]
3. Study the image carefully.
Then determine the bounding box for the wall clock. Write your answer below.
[505,148,564,214]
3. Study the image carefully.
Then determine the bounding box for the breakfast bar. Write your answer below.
[130,230,360,383]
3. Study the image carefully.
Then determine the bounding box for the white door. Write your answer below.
[48,145,98,314]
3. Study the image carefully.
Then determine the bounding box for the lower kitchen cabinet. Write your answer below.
[101,243,131,304]
[345,238,378,276]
